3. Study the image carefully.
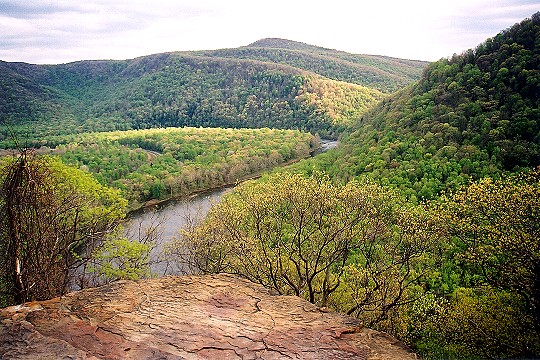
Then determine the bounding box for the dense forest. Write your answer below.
[0,38,427,145]
[0,13,539,360]
[289,13,540,202]
[209,13,538,358]
[178,168,539,359]
[47,127,315,207]
[196,38,427,93]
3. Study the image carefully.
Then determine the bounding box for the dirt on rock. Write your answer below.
[0,274,417,359]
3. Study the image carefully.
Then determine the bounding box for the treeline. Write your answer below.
[0,44,396,146]
[197,38,427,93]
[45,127,316,207]
[289,13,540,202]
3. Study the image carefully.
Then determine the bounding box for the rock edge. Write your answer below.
[0,274,417,359]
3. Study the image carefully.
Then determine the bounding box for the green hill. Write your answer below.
[291,13,540,201]
[0,39,427,148]
[196,38,427,93]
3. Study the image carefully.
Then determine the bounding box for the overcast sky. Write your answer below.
[1,0,538,64]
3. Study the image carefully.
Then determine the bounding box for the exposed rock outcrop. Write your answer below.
[0,274,416,359]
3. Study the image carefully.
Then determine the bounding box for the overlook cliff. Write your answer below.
[0,274,416,359]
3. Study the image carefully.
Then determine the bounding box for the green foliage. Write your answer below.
[335,204,440,327]
[47,126,315,207]
[288,13,539,201]
[0,44,396,145]
[299,76,384,128]
[200,38,427,92]
[404,288,539,359]
[0,152,127,306]
[187,167,540,358]
[172,172,438,326]
[438,170,540,328]
[0,16,538,360]
[90,227,153,282]
[400,170,540,359]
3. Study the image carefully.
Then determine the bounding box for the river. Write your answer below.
[316,138,340,153]
[126,139,338,275]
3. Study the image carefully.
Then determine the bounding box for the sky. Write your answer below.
[0,0,538,64]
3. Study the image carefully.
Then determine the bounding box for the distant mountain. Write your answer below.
[196,38,427,93]
[248,38,328,51]
[0,40,427,148]
[292,13,540,201]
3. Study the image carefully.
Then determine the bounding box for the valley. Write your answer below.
[47,126,316,208]
[1,12,539,360]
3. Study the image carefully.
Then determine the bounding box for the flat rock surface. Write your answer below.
[0,274,416,359]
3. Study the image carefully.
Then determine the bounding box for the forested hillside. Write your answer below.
[197,38,427,93]
[0,38,428,147]
[291,13,540,201]
[0,55,373,144]
[2,12,539,360]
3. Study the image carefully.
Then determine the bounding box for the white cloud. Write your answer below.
[0,0,538,63]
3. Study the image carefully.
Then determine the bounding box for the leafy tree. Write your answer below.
[289,13,539,201]
[401,170,540,359]
[52,126,316,207]
[86,210,166,284]
[172,173,438,321]
[0,151,126,306]
[438,169,540,328]
[402,288,539,359]
[338,205,440,328]
[89,228,153,282]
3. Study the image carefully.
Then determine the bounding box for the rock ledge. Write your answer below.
[0,274,416,359]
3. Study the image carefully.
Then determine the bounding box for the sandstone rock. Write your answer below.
[0,274,417,359]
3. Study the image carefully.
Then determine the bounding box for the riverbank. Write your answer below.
[125,139,339,275]
[129,139,338,214]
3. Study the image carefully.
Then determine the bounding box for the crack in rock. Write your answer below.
[0,274,416,360]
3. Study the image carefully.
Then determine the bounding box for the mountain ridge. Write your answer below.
[0,39,425,147]
[198,38,428,92]
[247,37,334,51]
[247,37,427,63]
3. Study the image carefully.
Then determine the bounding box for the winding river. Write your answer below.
[126,139,338,275]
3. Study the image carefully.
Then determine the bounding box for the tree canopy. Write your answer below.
[47,126,316,207]
[0,152,126,306]
[0,45,400,145]
[289,13,540,201]
[172,172,439,325]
